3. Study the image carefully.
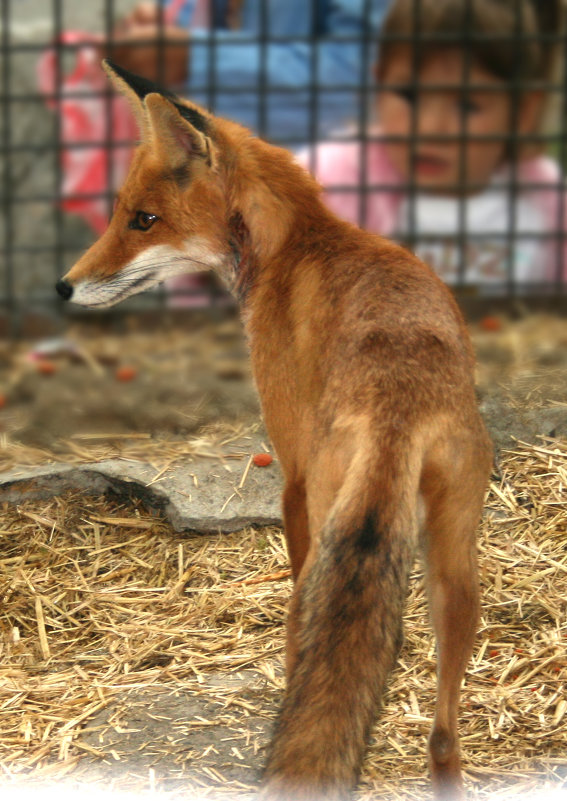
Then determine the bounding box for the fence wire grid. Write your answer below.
[1,0,566,334]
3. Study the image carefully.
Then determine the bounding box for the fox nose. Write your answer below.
[55,279,73,301]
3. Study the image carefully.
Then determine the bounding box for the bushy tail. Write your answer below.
[261,493,418,800]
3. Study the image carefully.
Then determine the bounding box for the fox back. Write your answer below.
[58,62,492,801]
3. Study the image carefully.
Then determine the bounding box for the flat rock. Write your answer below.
[0,433,283,533]
[3,393,565,534]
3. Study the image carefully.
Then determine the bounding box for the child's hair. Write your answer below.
[377,0,562,87]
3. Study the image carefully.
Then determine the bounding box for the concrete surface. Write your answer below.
[0,432,283,532]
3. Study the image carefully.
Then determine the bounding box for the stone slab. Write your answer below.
[0,434,283,533]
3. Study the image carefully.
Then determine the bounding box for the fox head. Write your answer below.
[55,61,233,308]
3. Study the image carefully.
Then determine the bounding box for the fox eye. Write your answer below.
[129,211,159,231]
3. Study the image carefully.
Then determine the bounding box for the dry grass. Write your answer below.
[0,438,565,799]
[0,421,261,478]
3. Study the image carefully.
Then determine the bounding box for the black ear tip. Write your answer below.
[102,58,176,104]
[103,59,132,82]
[103,58,127,76]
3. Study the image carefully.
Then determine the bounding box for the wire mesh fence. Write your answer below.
[1,0,566,335]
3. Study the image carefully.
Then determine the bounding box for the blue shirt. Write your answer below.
[165,0,390,146]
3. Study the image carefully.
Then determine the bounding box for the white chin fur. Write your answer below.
[70,241,222,308]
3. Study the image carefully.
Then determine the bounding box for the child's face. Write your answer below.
[378,49,527,193]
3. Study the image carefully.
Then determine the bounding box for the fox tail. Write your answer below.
[262,459,419,800]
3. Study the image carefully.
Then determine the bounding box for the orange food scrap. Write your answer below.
[37,360,57,375]
[479,316,502,332]
[253,453,273,467]
[115,366,138,382]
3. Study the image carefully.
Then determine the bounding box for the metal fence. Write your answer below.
[1,0,566,335]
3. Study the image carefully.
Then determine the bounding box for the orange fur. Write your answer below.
[58,62,493,800]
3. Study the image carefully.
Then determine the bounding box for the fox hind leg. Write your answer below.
[282,479,310,582]
[281,479,311,677]
[422,450,489,799]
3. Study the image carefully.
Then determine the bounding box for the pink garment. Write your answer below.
[37,32,140,234]
[297,136,567,283]
[37,2,184,235]
[191,0,211,28]
[297,135,403,237]
[517,156,567,282]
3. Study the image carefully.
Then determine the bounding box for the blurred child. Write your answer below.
[299,0,566,288]
[101,0,390,144]
[64,0,388,307]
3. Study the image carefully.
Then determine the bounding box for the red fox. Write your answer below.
[56,61,492,801]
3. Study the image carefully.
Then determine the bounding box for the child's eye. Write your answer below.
[392,85,417,105]
[458,98,482,116]
[128,211,159,231]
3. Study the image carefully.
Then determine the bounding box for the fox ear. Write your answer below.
[144,92,214,171]
[102,59,150,134]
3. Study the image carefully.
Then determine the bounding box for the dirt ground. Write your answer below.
[0,309,566,460]
[0,308,566,800]
[0,312,259,457]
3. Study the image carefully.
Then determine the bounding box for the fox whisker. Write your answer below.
[103,255,220,284]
